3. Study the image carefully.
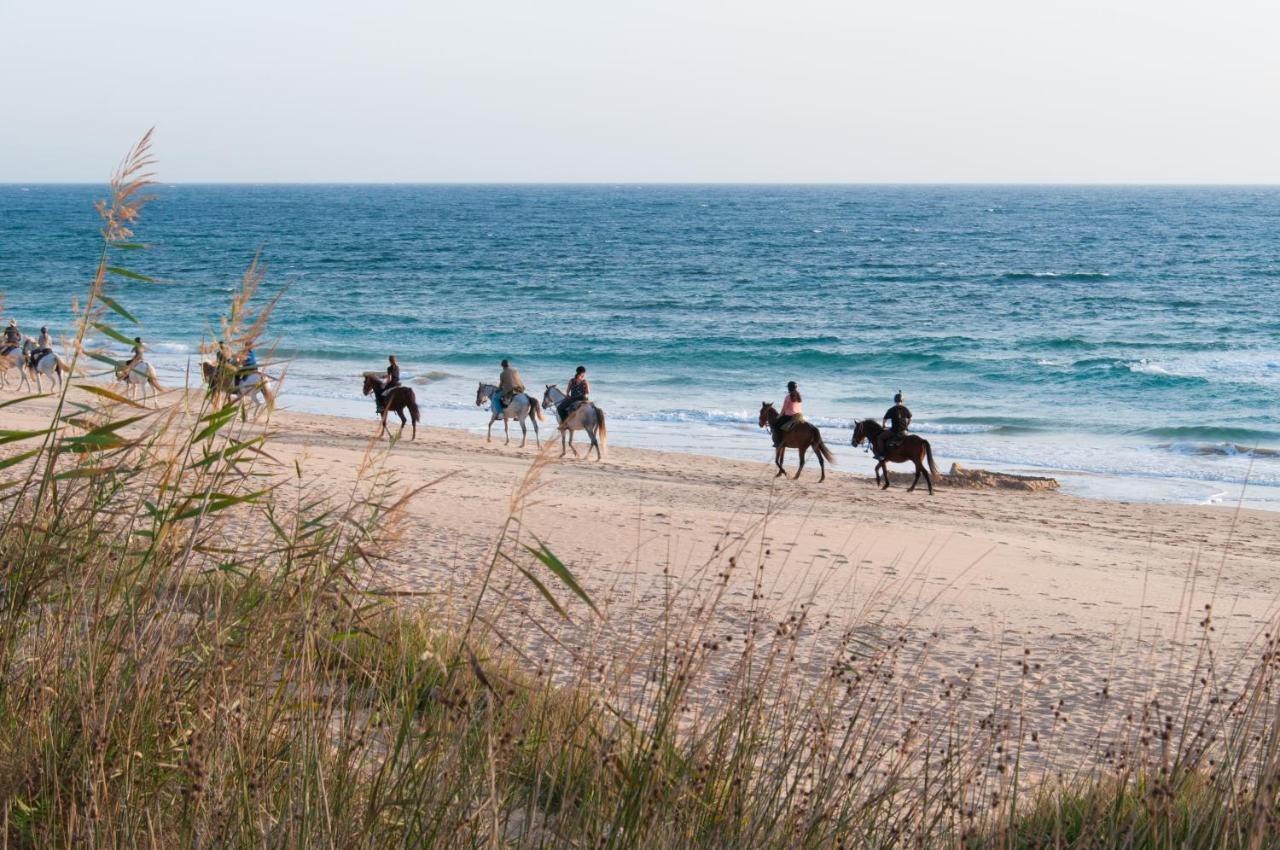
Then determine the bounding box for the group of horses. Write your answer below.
[1,339,932,492]
[360,374,607,459]
[758,402,939,495]
[361,373,931,493]
[0,338,70,393]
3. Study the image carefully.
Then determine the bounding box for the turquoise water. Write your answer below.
[3,184,1279,506]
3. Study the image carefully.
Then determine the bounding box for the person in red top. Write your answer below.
[773,380,803,446]
[558,366,590,421]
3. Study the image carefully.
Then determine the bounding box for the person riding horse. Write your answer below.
[2,319,22,349]
[772,381,804,447]
[557,366,590,421]
[877,391,913,459]
[497,359,525,414]
[117,336,144,379]
[27,326,54,369]
[235,346,259,386]
[372,355,401,415]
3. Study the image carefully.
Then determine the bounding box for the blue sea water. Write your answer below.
[2,184,1279,507]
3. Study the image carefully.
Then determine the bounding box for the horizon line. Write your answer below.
[6,180,1280,188]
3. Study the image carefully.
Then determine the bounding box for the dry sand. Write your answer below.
[8,396,1280,771]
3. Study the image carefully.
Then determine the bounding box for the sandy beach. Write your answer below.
[7,393,1280,772]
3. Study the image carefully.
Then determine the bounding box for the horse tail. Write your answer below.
[528,395,544,421]
[814,428,836,465]
[596,407,607,453]
[406,390,421,425]
[925,439,938,477]
[147,368,165,392]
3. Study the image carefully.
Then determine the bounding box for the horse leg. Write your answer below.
[921,447,934,495]
[518,416,527,448]
[567,429,579,458]
[774,446,786,478]
[531,412,540,447]
[795,445,807,480]
[878,461,890,489]
[560,428,567,458]
[503,416,511,446]
[487,415,495,443]
[816,441,826,482]
[587,425,601,461]
[908,459,921,492]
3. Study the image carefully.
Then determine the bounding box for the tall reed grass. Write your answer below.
[0,135,1277,848]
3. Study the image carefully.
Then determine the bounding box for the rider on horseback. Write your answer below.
[373,355,400,415]
[235,346,259,386]
[557,366,589,421]
[118,336,144,379]
[2,319,21,349]
[772,381,803,448]
[28,326,53,369]
[497,359,524,414]
[877,391,912,459]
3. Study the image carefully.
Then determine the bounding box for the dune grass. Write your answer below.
[0,134,1278,848]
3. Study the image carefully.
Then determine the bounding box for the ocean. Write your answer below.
[2,184,1279,508]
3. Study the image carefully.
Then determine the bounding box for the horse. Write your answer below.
[758,402,836,482]
[362,373,419,441]
[118,360,164,404]
[541,384,607,460]
[201,361,274,409]
[851,419,938,495]
[22,339,69,392]
[0,342,31,391]
[476,382,543,447]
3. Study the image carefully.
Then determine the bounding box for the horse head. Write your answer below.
[851,419,879,446]
[758,402,776,429]
[476,382,497,407]
[361,373,382,396]
[542,384,561,409]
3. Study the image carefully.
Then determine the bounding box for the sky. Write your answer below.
[2,0,1278,183]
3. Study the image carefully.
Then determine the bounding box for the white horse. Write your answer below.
[542,384,607,460]
[22,339,69,392]
[476,382,543,447]
[201,361,275,410]
[0,341,31,391]
[118,360,165,404]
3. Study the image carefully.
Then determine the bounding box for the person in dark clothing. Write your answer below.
[3,319,22,348]
[876,391,912,458]
[557,366,589,421]
[375,355,400,415]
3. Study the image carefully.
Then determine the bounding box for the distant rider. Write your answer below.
[119,336,144,378]
[877,391,912,458]
[773,381,803,447]
[236,346,259,386]
[2,319,22,348]
[373,354,400,414]
[558,366,589,421]
[497,359,524,413]
[29,326,54,368]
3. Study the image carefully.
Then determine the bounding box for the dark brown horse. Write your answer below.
[758,403,836,482]
[363,372,419,440]
[851,419,938,495]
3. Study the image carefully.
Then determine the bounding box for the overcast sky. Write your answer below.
[2,0,1277,183]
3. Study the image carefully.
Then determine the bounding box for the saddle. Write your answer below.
[0,344,16,357]
[882,431,907,451]
[780,414,805,432]
[27,348,51,369]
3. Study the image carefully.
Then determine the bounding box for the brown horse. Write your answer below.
[758,403,836,482]
[363,372,419,440]
[851,419,938,495]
